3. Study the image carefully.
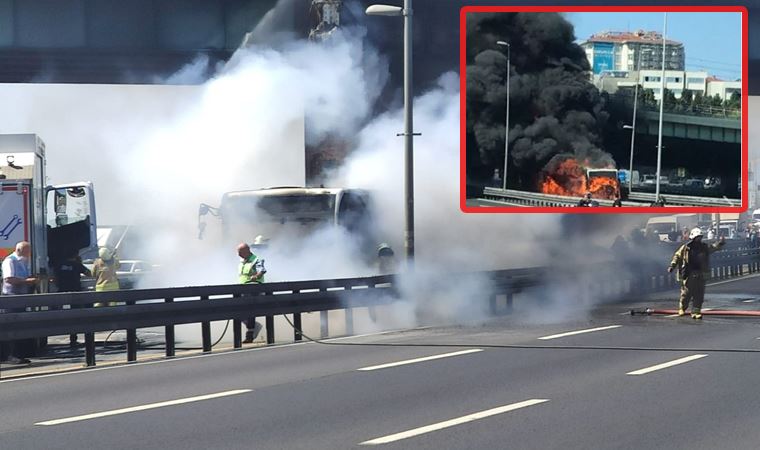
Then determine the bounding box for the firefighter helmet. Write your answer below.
[377,243,394,257]
[98,247,114,261]
[252,235,269,247]
[689,227,704,239]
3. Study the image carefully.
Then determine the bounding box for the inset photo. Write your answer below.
[461,6,746,212]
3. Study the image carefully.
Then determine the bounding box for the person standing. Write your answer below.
[51,251,92,345]
[377,243,397,275]
[1,241,37,364]
[238,241,265,343]
[668,228,725,319]
[92,247,119,307]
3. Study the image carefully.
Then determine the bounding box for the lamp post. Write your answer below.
[655,12,667,202]
[366,0,416,265]
[623,50,642,194]
[496,40,510,190]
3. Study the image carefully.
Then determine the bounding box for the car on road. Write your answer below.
[81,259,157,290]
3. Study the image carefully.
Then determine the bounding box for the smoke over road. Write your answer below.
[0,3,655,338]
[466,12,613,190]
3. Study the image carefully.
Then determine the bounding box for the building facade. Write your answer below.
[707,79,742,100]
[596,70,742,101]
[580,30,685,75]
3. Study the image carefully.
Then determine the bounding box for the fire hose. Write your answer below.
[631,308,760,317]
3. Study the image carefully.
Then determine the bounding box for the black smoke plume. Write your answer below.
[466,12,613,190]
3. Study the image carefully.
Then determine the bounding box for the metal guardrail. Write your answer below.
[1,247,757,371]
[0,269,543,368]
[482,188,619,207]
[627,191,740,207]
[483,187,740,208]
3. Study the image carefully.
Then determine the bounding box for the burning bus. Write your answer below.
[198,186,379,258]
[540,157,621,200]
[585,169,621,200]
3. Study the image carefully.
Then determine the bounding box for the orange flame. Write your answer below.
[539,158,620,200]
[587,175,620,200]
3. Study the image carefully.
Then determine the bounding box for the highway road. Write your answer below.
[1,278,760,449]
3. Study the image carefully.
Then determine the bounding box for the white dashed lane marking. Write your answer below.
[359,399,549,445]
[627,355,708,376]
[537,325,621,340]
[357,349,483,371]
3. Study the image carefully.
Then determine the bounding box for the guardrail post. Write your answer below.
[320,311,329,338]
[85,332,95,367]
[265,315,274,344]
[293,313,302,341]
[345,308,354,335]
[165,297,175,357]
[233,319,242,348]
[126,300,137,362]
[127,328,137,362]
[201,322,211,352]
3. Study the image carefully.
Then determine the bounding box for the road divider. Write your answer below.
[35,389,251,426]
[359,398,549,445]
[538,325,621,340]
[357,349,483,371]
[627,354,707,376]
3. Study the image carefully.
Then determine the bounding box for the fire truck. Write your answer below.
[0,134,97,292]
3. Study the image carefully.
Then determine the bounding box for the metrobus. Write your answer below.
[198,186,378,254]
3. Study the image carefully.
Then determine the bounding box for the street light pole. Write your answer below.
[655,12,667,202]
[366,0,416,265]
[497,41,510,190]
[628,49,641,194]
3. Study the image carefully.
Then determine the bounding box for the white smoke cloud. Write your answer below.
[0,12,650,341]
[333,73,561,272]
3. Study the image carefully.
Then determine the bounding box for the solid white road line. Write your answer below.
[538,325,621,340]
[357,349,483,371]
[359,399,549,445]
[627,354,708,376]
[35,389,251,426]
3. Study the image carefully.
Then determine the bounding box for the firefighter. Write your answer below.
[238,242,265,343]
[377,243,397,275]
[92,247,119,307]
[577,192,593,207]
[668,227,725,319]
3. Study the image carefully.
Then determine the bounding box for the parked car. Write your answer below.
[81,259,157,290]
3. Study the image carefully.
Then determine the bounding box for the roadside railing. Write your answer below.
[1,246,757,371]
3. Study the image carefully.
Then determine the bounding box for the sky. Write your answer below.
[567,12,743,80]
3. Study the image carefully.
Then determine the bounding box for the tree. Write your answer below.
[662,88,677,111]
[726,91,741,110]
[680,89,694,111]
[640,88,656,108]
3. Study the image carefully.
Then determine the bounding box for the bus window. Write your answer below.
[338,192,369,232]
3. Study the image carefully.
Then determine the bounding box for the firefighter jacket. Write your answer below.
[92,256,120,291]
[669,239,725,281]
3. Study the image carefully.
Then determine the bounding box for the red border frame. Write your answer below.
[460,6,748,214]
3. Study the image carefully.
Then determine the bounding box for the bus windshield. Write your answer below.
[222,193,337,224]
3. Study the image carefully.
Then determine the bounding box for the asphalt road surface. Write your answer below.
[1,276,760,449]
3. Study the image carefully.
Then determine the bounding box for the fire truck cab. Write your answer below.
[0,134,97,290]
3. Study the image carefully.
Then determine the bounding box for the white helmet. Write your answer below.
[689,227,703,239]
[252,235,269,247]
